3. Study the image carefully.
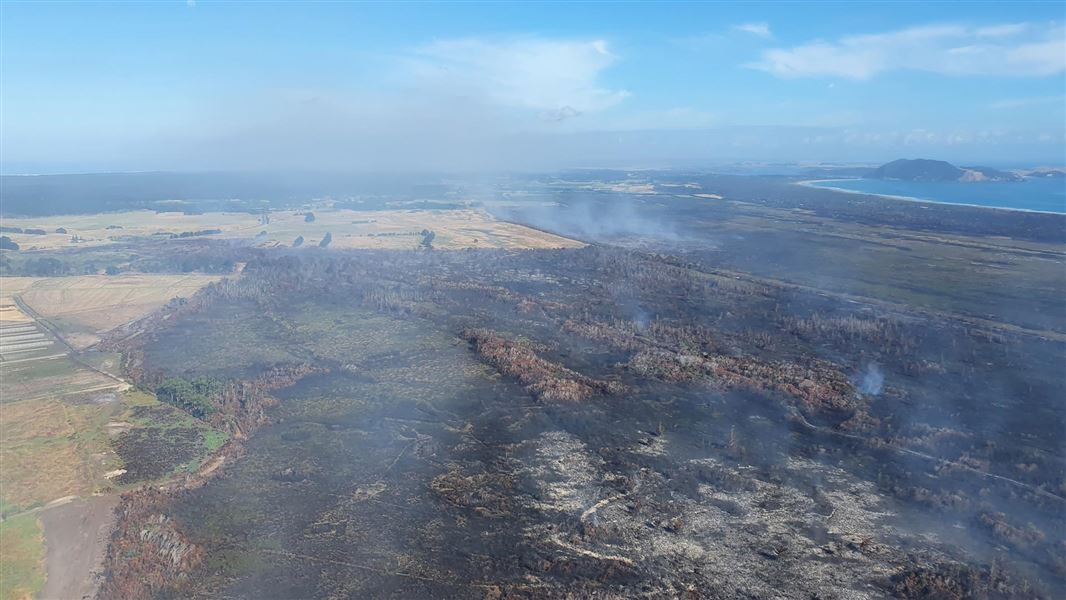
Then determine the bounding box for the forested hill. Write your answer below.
[868,159,1021,182]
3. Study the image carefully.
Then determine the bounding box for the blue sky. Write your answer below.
[2,1,1064,172]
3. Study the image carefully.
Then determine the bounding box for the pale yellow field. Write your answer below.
[0,279,39,325]
[0,304,32,325]
[0,274,219,403]
[0,278,40,297]
[0,396,125,510]
[0,274,223,350]
[0,390,215,512]
[0,211,261,251]
[259,209,583,250]
[1,208,581,252]
[17,274,222,333]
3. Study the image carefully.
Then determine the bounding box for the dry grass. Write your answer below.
[0,305,32,325]
[0,211,260,251]
[1,208,582,252]
[0,513,45,600]
[252,208,582,250]
[0,278,40,297]
[0,397,118,510]
[18,274,222,334]
[0,279,40,326]
[0,390,219,513]
[0,274,222,349]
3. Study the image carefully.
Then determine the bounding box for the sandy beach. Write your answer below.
[793,179,1066,215]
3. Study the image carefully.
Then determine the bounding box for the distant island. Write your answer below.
[868,158,1022,182]
[799,160,1066,213]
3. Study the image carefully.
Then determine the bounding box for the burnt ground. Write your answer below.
[88,179,1065,599]
[95,239,1064,599]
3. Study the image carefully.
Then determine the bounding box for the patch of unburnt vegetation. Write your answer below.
[156,377,222,418]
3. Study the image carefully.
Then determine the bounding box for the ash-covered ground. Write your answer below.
[94,177,1065,599]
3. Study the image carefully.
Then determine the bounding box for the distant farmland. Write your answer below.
[15,274,223,348]
[0,208,582,252]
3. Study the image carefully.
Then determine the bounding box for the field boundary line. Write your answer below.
[12,295,129,387]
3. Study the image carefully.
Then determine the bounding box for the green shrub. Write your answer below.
[156,377,222,418]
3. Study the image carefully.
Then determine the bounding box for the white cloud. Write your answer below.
[975,23,1028,37]
[733,22,773,39]
[987,95,1065,109]
[121,37,633,172]
[749,22,1065,79]
[408,37,629,115]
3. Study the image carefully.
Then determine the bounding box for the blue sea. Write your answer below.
[804,177,1066,214]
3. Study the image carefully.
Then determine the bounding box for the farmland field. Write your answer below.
[0,389,225,600]
[0,211,261,251]
[14,274,223,348]
[0,279,38,326]
[0,513,45,600]
[0,390,225,514]
[0,356,118,404]
[0,272,231,600]
[0,295,124,402]
[0,208,582,252]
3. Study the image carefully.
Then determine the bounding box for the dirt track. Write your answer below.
[38,495,118,600]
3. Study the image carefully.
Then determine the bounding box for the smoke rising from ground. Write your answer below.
[494,195,681,242]
[857,362,884,396]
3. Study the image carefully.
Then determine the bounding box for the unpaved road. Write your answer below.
[38,495,118,600]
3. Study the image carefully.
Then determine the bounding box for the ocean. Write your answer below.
[802,177,1066,214]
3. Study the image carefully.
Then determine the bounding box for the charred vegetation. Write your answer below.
[83,205,1064,598]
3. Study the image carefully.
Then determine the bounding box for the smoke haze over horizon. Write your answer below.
[2,2,1064,174]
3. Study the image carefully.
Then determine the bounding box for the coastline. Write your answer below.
[793,179,1066,216]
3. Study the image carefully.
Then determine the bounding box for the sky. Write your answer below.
[2,1,1065,173]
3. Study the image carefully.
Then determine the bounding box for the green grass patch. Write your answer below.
[0,514,46,600]
[202,429,228,453]
[0,358,78,386]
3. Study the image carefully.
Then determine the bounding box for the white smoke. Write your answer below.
[857,362,884,396]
